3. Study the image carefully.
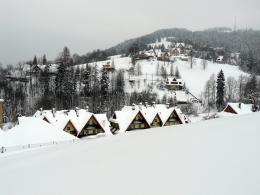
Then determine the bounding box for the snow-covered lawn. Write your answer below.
[0,112,259,195]
[0,117,77,149]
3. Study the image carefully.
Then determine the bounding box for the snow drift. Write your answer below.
[0,117,77,147]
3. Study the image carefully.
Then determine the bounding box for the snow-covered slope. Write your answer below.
[75,56,247,99]
[0,112,259,195]
[0,117,77,147]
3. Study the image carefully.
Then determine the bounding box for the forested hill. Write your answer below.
[108,28,260,56]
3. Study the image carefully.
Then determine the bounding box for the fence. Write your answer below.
[0,139,78,154]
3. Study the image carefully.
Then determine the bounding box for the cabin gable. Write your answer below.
[78,116,105,138]
[127,111,150,131]
[151,114,163,128]
[164,110,182,126]
[63,120,78,136]
[224,105,237,114]
[42,116,50,123]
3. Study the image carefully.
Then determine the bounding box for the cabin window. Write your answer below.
[67,126,71,131]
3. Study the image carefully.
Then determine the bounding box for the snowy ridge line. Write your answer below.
[0,138,78,154]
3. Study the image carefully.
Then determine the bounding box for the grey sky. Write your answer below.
[0,0,260,65]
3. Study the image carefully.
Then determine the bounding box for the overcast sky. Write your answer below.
[0,0,260,65]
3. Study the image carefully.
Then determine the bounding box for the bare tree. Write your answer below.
[201,58,208,70]
[226,76,238,102]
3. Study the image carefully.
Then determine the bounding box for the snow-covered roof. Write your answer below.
[34,109,111,135]
[0,99,4,102]
[176,43,185,48]
[110,104,188,133]
[216,56,224,61]
[223,103,253,115]
[0,117,77,147]
[110,109,143,133]
[94,114,112,134]
[166,77,184,86]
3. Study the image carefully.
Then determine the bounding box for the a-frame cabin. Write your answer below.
[223,105,237,114]
[164,109,183,126]
[126,111,150,131]
[63,120,78,136]
[78,115,105,138]
[42,116,50,123]
[150,113,163,128]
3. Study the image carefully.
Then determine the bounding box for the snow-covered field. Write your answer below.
[0,112,259,195]
[0,117,77,149]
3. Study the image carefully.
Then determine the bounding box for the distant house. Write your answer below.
[34,108,111,138]
[165,77,184,90]
[103,62,115,72]
[223,103,253,115]
[135,53,154,61]
[216,56,224,63]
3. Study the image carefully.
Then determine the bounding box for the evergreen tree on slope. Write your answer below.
[216,70,225,111]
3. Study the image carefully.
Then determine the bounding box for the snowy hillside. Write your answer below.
[0,112,259,195]
[76,56,248,99]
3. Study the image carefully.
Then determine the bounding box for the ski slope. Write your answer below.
[0,112,259,195]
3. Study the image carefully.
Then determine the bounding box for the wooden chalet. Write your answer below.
[34,109,111,138]
[63,120,78,136]
[126,111,150,131]
[77,115,105,138]
[223,103,253,115]
[103,62,115,72]
[150,113,163,128]
[165,77,184,90]
[110,104,188,134]
[164,109,183,126]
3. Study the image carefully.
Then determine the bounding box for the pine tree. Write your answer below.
[245,74,257,96]
[63,68,75,108]
[100,68,109,112]
[60,46,72,67]
[216,70,225,111]
[91,64,100,113]
[82,65,91,96]
[42,54,47,65]
[32,56,38,65]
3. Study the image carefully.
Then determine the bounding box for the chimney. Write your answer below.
[86,105,89,112]
[52,108,56,118]
[0,99,4,129]
[75,107,79,117]
[238,102,242,109]
[152,101,156,108]
[40,108,43,116]
[139,102,143,110]
[144,102,148,108]
[132,103,136,110]
[166,103,170,109]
